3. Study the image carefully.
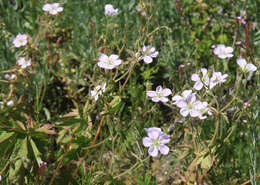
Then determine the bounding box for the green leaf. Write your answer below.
[0,131,14,143]
[29,139,42,167]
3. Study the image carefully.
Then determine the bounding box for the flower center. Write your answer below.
[152,139,160,147]
[220,50,227,56]
[156,92,163,98]
[186,103,194,110]
[107,59,113,65]
[19,38,24,43]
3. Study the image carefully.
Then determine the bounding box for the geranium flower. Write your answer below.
[210,72,228,88]
[213,44,233,59]
[43,3,63,15]
[146,86,171,102]
[13,34,27,48]
[172,90,195,106]
[91,82,106,101]
[17,57,31,69]
[142,127,170,157]
[237,58,257,73]
[139,46,159,64]
[105,4,118,16]
[97,54,122,69]
[191,68,210,90]
[194,101,212,119]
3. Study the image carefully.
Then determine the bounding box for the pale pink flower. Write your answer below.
[17,57,31,69]
[13,34,27,48]
[139,46,159,64]
[237,58,257,73]
[91,82,106,101]
[98,54,122,69]
[43,3,63,15]
[191,68,210,90]
[105,4,118,15]
[142,127,170,157]
[147,86,171,102]
[213,44,233,59]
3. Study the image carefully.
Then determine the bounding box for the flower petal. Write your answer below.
[146,91,156,97]
[148,146,159,157]
[162,88,171,96]
[159,145,169,155]
[142,137,153,147]
[143,56,153,64]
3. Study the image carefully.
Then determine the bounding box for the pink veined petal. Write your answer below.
[142,137,153,147]
[147,130,160,139]
[191,74,200,81]
[194,81,203,90]
[162,88,171,96]
[190,109,199,117]
[180,108,189,117]
[218,54,227,59]
[156,86,163,92]
[49,10,58,15]
[237,58,247,69]
[160,97,169,102]
[149,47,155,53]
[148,146,159,157]
[246,64,257,72]
[151,51,159,58]
[199,115,207,120]
[227,54,233,58]
[200,68,208,76]
[57,7,63,12]
[226,47,233,53]
[99,54,109,63]
[151,97,160,102]
[97,61,107,69]
[182,90,192,98]
[175,100,187,108]
[213,47,220,55]
[143,56,153,63]
[109,54,119,62]
[159,134,170,144]
[172,95,182,102]
[43,4,51,11]
[52,3,60,8]
[146,91,156,97]
[145,127,161,133]
[94,95,99,101]
[113,59,122,66]
[159,145,169,155]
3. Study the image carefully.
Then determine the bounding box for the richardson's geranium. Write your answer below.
[191,68,210,90]
[237,58,257,73]
[146,86,171,102]
[17,57,31,69]
[210,72,228,88]
[91,82,106,101]
[6,100,14,107]
[139,46,159,64]
[97,54,122,69]
[142,127,170,157]
[105,4,118,16]
[13,34,27,48]
[214,44,233,59]
[194,101,212,119]
[43,3,63,15]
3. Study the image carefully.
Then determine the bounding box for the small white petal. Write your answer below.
[151,97,160,102]
[142,137,153,147]
[162,88,171,96]
[143,56,153,64]
[159,145,169,155]
[147,91,156,97]
[148,146,159,157]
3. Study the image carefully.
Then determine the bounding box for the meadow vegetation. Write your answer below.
[0,0,259,184]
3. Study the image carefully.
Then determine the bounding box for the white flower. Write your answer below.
[213,44,233,59]
[237,58,257,73]
[97,54,122,69]
[194,101,212,119]
[6,100,14,107]
[4,74,16,80]
[13,34,27,48]
[210,72,228,88]
[191,68,210,90]
[172,90,200,117]
[172,90,195,106]
[146,86,171,102]
[105,4,118,16]
[139,46,159,64]
[142,127,170,157]
[43,3,63,15]
[17,57,31,69]
[91,82,106,101]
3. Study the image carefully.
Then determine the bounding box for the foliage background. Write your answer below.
[0,0,259,184]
